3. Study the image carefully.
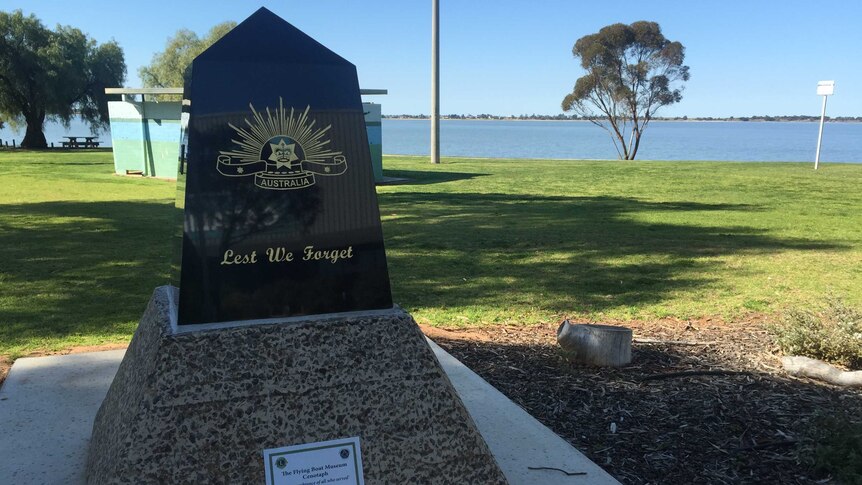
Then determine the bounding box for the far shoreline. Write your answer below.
[383,117,861,123]
[381,154,862,164]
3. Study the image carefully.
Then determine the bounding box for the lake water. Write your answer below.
[383,119,862,163]
[0,118,112,147]
[2,117,860,163]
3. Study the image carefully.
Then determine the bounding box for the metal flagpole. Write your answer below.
[431,0,440,164]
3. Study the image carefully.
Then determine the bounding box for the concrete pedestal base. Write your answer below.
[86,287,507,484]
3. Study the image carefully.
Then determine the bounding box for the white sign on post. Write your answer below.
[814,80,836,169]
[264,437,365,485]
[817,80,835,96]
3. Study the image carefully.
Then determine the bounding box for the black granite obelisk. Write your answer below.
[175,7,392,326]
[89,11,509,483]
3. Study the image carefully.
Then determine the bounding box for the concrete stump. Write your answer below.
[557,321,632,367]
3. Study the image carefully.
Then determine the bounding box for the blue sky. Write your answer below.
[8,1,862,117]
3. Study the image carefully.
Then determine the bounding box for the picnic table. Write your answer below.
[61,136,100,148]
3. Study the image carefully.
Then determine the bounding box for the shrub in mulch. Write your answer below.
[770,297,862,369]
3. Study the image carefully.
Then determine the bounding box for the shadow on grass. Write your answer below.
[380,192,843,315]
[0,200,176,353]
[0,192,847,352]
[432,334,858,484]
[382,168,488,185]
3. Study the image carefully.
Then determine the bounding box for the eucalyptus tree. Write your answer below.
[562,21,690,160]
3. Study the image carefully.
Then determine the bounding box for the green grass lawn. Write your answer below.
[0,150,176,359]
[1,150,861,358]
[380,156,862,326]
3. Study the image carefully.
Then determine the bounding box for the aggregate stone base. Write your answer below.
[86,287,507,484]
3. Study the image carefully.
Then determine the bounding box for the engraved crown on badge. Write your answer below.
[216,99,347,190]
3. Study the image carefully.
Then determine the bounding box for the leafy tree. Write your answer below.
[139,22,236,89]
[0,10,126,148]
[562,21,690,160]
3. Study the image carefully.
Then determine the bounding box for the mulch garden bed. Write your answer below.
[421,315,862,484]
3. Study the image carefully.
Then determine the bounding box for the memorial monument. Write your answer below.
[86,8,507,484]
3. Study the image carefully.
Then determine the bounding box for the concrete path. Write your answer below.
[0,344,618,485]
[0,351,125,484]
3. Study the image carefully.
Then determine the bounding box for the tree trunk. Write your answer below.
[21,110,47,149]
[607,118,629,160]
[557,321,632,367]
[629,129,642,160]
[616,131,629,160]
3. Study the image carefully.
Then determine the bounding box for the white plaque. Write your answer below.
[264,437,364,485]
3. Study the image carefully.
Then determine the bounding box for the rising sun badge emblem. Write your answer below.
[216,98,347,190]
